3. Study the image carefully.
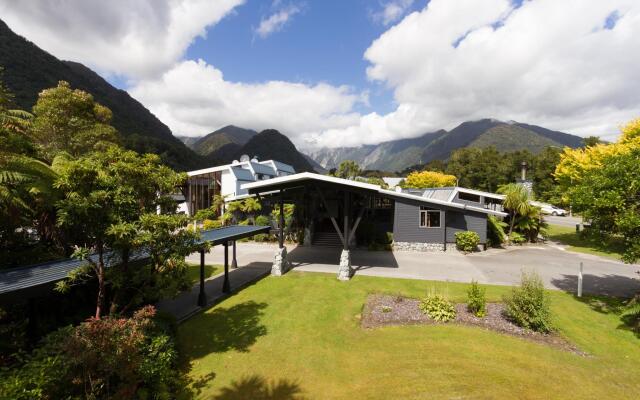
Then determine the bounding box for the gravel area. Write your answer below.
[361,294,586,355]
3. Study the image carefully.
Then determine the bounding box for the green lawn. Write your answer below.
[177,272,640,399]
[547,224,626,261]
[186,263,223,285]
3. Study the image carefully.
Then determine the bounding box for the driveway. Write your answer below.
[188,242,640,298]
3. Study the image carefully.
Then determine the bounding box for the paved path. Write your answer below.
[190,242,640,298]
[157,260,271,321]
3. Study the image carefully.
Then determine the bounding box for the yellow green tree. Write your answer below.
[402,170,457,189]
[555,118,640,263]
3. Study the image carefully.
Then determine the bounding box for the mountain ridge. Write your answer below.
[308,119,584,172]
[0,18,208,171]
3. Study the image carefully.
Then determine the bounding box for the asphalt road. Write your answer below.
[189,242,640,298]
[544,214,583,227]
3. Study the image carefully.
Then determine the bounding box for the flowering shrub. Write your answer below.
[0,306,181,399]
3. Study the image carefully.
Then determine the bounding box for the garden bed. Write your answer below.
[361,294,586,355]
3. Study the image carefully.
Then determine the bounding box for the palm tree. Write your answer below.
[241,197,262,225]
[498,183,531,242]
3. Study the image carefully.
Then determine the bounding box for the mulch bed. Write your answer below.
[361,294,587,355]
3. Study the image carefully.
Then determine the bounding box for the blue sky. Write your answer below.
[2,0,637,145]
[117,0,422,115]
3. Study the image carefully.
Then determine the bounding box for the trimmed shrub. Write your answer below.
[419,293,457,322]
[455,231,480,252]
[202,219,222,230]
[503,271,553,333]
[467,280,486,317]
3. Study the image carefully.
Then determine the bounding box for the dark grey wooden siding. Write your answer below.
[445,210,487,244]
[393,199,445,243]
[393,199,487,244]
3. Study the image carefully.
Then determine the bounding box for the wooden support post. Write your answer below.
[343,192,349,250]
[197,249,207,307]
[349,202,365,241]
[231,240,238,268]
[279,190,285,249]
[223,241,231,293]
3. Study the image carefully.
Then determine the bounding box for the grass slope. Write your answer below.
[547,224,626,261]
[178,272,640,399]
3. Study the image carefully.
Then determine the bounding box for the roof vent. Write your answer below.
[251,155,259,162]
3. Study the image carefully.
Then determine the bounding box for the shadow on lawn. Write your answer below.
[551,274,640,338]
[186,301,268,358]
[177,301,270,398]
[213,375,306,400]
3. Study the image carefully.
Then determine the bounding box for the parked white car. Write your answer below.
[539,204,567,216]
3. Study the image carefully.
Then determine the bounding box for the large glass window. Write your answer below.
[419,207,441,228]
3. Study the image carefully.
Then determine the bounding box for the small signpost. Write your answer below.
[577,262,583,297]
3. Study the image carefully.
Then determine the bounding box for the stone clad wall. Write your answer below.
[393,241,445,252]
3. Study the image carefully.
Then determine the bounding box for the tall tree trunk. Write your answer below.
[507,210,516,244]
[95,242,105,319]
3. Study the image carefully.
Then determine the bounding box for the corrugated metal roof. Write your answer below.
[0,251,149,295]
[199,225,270,245]
[0,225,270,296]
[422,188,456,201]
[230,166,255,181]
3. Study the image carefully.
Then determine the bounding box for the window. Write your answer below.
[458,192,481,202]
[419,207,441,228]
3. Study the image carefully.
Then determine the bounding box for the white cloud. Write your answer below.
[255,3,302,38]
[0,0,244,79]
[372,0,415,26]
[129,59,363,142]
[325,0,640,146]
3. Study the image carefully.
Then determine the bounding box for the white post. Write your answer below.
[577,262,583,297]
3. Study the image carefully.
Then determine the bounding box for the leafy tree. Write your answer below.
[241,197,262,224]
[529,147,562,203]
[31,81,120,161]
[361,176,389,189]
[555,118,640,263]
[446,147,511,192]
[335,160,361,180]
[0,78,63,266]
[402,170,457,188]
[498,183,531,240]
[54,145,188,318]
[584,136,602,147]
[106,213,200,314]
